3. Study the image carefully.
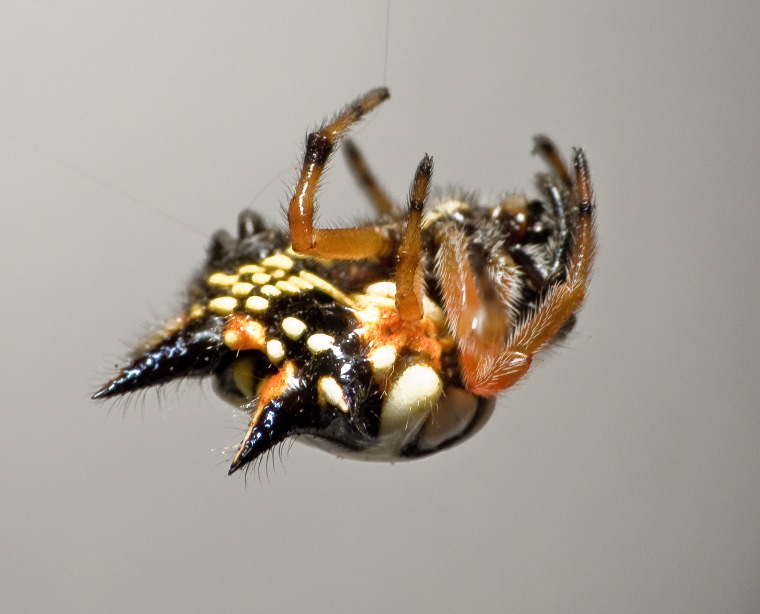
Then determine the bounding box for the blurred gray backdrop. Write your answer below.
[2,2,758,613]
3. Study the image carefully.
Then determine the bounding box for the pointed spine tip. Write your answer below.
[91,386,112,400]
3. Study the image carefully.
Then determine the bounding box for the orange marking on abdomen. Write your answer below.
[258,361,296,409]
[356,303,446,372]
[223,313,267,351]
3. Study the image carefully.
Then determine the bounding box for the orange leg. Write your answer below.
[436,225,514,377]
[445,148,596,397]
[436,225,488,344]
[288,88,394,260]
[395,155,432,322]
[343,139,400,218]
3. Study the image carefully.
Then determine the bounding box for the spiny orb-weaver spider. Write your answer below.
[94,88,596,475]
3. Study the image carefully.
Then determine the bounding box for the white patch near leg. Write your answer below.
[365,281,397,298]
[358,282,445,328]
[380,364,443,441]
[369,345,397,375]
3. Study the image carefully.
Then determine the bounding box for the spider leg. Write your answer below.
[435,224,513,365]
[503,136,576,289]
[395,155,432,322]
[288,88,395,260]
[343,139,401,218]
[533,135,574,189]
[537,173,571,281]
[447,149,596,397]
[485,250,523,327]
[532,135,583,283]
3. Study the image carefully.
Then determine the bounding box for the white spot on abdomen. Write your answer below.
[318,377,350,412]
[260,284,281,297]
[208,273,240,286]
[245,296,269,312]
[261,254,295,270]
[380,364,442,439]
[369,345,397,375]
[307,333,335,354]
[266,339,285,363]
[208,296,238,315]
[282,317,307,340]
[251,272,272,285]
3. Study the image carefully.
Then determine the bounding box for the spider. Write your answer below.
[94,87,596,475]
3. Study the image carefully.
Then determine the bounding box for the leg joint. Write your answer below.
[306,132,333,165]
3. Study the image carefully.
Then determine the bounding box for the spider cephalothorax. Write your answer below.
[94,88,596,475]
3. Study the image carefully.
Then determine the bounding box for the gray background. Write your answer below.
[2,1,758,612]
